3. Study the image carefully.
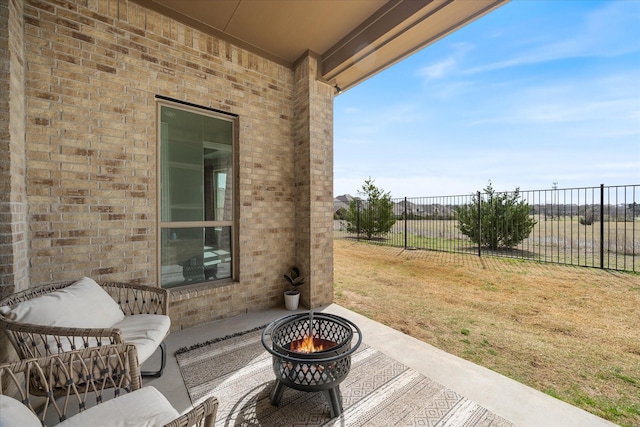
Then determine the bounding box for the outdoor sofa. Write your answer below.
[0,343,218,426]
[0,277,170,379]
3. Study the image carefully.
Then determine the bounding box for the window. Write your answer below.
[158,100,236,288]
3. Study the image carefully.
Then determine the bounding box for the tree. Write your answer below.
[346,178,396,239]
[456,182,536,250]
[334,207,348,220]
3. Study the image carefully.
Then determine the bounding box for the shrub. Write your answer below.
[579,207,595,225]
[334,207,348,220]
[456,182,537,250]
[345,178,396,239]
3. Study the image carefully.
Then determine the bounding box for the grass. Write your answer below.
[335,217,640,271]
[333,239,640,427]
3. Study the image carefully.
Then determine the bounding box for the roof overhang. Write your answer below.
[131,0,508,92]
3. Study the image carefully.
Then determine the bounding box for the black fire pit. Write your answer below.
[261,312,362,418]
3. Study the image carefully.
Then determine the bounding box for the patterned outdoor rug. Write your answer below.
[175,328,517,427]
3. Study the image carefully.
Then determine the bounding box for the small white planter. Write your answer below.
[284,291,300,310]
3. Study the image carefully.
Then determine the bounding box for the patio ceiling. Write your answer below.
[130,0,508,92]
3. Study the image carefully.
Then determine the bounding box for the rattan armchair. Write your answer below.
[0,344,218,427]
[0,280,170,377]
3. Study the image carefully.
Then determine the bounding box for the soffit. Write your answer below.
[131,0,508,92]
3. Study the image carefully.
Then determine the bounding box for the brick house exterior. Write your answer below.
[1,0,506,330]
[1,0,334,330]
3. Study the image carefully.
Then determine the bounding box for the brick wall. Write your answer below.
[5,0,335,329]
[293,53,334,309]
[0,0,30,298]
[307,56,335,308]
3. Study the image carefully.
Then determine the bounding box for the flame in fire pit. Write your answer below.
[290,336,336,353]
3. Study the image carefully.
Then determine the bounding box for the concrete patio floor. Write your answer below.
[144,303,617,427]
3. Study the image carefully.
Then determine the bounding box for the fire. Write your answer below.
[291,335,324,353]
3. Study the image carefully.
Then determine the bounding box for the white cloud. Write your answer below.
[462,2,640,76]
[457,69,640,137]
[418,42,473,80]
[421,57,456,79]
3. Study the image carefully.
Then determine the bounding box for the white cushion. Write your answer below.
[0,395,41,427]
[114,314,170,363]
[0,277,125,328]
[57,386,179,427]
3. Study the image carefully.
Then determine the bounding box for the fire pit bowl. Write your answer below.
[261,312,362,418]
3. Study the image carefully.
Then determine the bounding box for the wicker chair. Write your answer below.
[0,279,170,378]
[0,344,218,427]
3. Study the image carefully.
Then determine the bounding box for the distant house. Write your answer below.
[334,194,355,215]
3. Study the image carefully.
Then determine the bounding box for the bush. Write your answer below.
[345,178,396,239]
[334,207,348,220]
[456,182,537,250]
[579,207,595,225]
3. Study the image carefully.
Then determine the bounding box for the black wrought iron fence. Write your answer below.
[334,184,640,272]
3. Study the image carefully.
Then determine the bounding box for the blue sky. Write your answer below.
[333,0,640,198]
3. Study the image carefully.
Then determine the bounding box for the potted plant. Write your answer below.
[283,267,304,310]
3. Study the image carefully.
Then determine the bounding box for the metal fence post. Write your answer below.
[600,184,604,269]
[404,197,408,249]
[356,199,360,242]
[477,191,482,257]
